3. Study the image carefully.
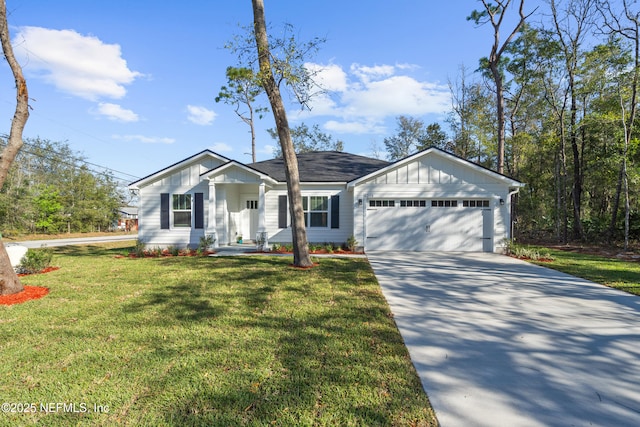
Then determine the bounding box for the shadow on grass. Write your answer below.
[120,256,285,326]
[53,243,134,258]
[143,257,430,425]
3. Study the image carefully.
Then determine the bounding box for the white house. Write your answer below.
[128,148,524,252]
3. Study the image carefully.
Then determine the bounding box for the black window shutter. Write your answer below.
[331,195,340,229]
[194,193,204,229]
[278,195,288,228]
[160,193,170,229]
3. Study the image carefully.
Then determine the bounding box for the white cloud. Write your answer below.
[343,75,450,118]
[259,145,277,157]
[209,142,232,152]
[95,103,139,122]
[112,134,175,144]
[187,105,216,125]
[15,26,141,100]
[305,62,348,92]
[350,63,395,83]
[300,62,450,133]
[324,120,386,135]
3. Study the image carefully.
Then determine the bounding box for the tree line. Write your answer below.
[0,138,125,236]
[383,0,640,247]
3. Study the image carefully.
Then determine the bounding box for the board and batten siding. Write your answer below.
[137,156,225,248]
[352,154,514,252]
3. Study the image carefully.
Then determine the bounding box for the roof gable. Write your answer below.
[202,161,278,184]
[348,147,524,187]
[129,150,230,188]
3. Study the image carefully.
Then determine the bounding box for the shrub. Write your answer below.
[167,245,181,256]
[198,235,216,253]
[134,239,146,257]
[18,247,53,274]
[506,241,554,261]
[346,235,357,252]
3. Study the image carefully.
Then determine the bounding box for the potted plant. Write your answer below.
[236,234,243,244]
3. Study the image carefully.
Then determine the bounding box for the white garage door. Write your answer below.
[365,199,493,251]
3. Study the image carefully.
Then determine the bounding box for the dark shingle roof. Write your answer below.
[248,151,390,182]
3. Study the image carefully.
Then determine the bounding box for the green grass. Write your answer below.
[528,246,640,296]
[1,243,436,426]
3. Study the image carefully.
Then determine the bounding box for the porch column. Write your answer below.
[258,182,266,233]
[207,180,219,248]
[257,181,268,248]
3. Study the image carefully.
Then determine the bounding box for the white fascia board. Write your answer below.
[201,160,279,185]
[347,147,524,188]
[129,150,230,189]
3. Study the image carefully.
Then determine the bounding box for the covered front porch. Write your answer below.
[202,161,276,248]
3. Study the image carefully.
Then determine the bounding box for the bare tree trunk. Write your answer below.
[0,0,30,295]
[251,0,312,267]
[479,0,530,174]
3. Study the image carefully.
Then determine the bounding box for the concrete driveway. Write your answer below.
[368,251,640,427]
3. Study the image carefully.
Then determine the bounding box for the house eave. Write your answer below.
[201,160,279,185]
[347,146,524,188]
[129,150,231,189]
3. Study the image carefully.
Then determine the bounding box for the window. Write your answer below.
[172,194,192,227]
[303,196,328,227]
[431,200,458,207]
[462,200,490,208]
[369,200,395,207]
[279,195,340,229]
[400,200,427,207]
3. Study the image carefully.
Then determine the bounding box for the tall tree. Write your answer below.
[383,116,429,161]
[215,66,267,163]
[597,0,640,249]
[468,0,533,174]
[0,0,30,295]
[251,0,313,267]
[549,0,596,240]
[267,123,343,158]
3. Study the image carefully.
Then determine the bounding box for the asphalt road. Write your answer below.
[10,234,137,249]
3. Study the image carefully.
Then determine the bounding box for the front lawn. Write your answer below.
[1,243,436,426]
[527,246,640,296]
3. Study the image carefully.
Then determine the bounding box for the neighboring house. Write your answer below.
[128,148,524,252]
[117,206,138,231]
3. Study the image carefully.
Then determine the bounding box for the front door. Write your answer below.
[240,196,258,242]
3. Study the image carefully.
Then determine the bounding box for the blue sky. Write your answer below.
[0,0,544,184]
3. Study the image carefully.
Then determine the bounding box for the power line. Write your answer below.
[0,136,142,184]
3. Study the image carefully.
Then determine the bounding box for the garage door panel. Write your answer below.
[366,204,485,251]
[366,208,427,251]
[429,209,483,251]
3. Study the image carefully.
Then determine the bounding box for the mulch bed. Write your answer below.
[1,266,59,306]
[17,266,60,276]
[0,286,50,306]
[120,250,215,259]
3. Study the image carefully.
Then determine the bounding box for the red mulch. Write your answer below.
[0,286,50,306]
[123,250,215,259]
[1,266,58,306]
[17,266,60,276]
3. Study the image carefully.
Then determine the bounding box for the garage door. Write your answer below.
[365,199,493,251]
